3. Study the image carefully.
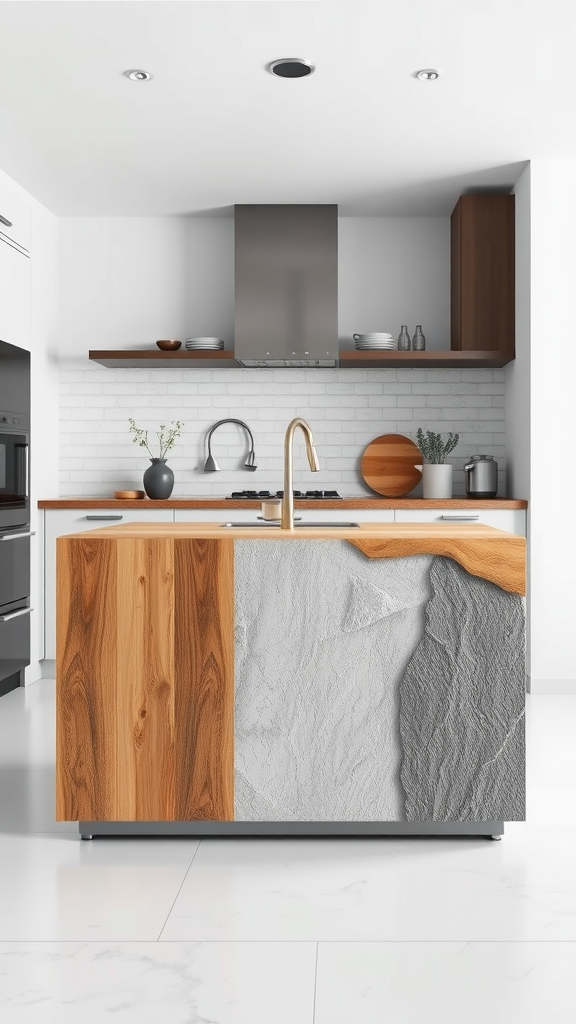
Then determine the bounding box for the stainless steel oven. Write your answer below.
[0,409,31,693]
[0,595,31,689]
[0,410,29,531]
[0,524,33,693]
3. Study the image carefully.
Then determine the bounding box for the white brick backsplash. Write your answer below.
[398,395,427,407]
[426,370,462,382]
[426,395,493,408]
[461,369,494,382]
[397,370,427,383]
[58,365,510,496]
[380,383,412,394]
[478,407,506,419]
[446,383,485,395]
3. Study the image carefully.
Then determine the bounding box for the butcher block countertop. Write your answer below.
[40,496,528,510]
[59,520,526,595]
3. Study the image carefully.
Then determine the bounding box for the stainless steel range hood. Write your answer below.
[234,204,338,367]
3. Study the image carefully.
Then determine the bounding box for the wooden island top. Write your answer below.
[59,520,526,595]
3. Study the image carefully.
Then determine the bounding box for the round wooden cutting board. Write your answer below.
[360,433,422,496]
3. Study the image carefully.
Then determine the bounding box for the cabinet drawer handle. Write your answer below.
[439,515,479,521]
[0,531,35,541]
[0,214,13,228]
[0,606,33,622]
[84,515,124,520]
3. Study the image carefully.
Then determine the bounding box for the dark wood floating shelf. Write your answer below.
[88,349,239,369]
[339,350,514,369]
[89,349,514,370]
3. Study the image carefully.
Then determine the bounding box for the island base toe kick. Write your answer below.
[56,528,526,833]
[78,821,505,839]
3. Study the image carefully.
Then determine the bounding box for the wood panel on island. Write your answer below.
[56,522,526,834]
[88,194,515,371]
[56,535,234,822]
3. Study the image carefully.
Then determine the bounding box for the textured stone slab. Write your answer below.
[399,556,525,821]
[234,541,432,821]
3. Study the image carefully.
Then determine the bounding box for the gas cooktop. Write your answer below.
[227,490,342,500]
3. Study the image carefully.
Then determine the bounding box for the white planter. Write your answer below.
[416,464,453,500]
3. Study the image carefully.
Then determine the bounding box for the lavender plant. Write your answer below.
[415,428,459,464]
[128,418,184,459]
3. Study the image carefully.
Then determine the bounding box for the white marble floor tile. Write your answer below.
[161,831,576,941]
[314,941,576,1024]
[530,832,576,889]
[0,834,200,941]
[0,941,316,1024]
[313,942,576,1024]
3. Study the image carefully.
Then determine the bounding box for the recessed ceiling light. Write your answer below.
[415,68,441,81]
[266,58,315,79]
[123,69,153,82]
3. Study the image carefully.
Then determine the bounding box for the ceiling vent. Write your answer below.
[266,58,315,79]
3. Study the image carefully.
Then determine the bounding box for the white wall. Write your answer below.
[506,168,530,502]
[528,160,576,692]
[59,218,188,357]
[0,166,59,682]
[338,217,450,349]
[57,215,504,498]
[59,215,450,355]
[506,166,531,679]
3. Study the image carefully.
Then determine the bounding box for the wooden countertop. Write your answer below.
[58,521,526,594]
[40,496,528,510]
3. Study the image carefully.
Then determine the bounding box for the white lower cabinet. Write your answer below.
[44,508,174,660]
[394,508,526,536]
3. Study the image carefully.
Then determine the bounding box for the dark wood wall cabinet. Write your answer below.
[451,194,515,359]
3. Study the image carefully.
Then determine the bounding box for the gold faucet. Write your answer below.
[281,418,320,530]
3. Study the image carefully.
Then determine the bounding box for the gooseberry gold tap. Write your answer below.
[281,418,320,530]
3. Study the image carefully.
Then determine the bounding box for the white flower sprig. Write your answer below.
[128,418,184,459]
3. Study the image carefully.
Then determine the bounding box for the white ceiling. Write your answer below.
[0,0,573,217]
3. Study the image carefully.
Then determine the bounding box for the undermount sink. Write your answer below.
[220,521,360,529]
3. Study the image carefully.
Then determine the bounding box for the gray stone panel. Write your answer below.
[399,557,526,821]
[234,541,432,821]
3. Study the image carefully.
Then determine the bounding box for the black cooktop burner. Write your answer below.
[228,490,342,500]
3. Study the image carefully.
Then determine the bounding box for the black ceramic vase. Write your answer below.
[143,458,174,499]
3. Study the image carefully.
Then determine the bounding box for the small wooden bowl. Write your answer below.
[156,339,181,351]
[114,489,145,500]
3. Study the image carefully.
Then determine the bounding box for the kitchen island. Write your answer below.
[55,522,526,839]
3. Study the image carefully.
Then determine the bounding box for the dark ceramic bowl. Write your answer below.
[156,339,182,351]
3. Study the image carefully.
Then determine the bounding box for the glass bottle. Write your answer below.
[412,325,426,351]
[398,325,411,351]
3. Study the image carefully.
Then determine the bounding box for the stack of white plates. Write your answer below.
[354,333,395,350]
[185,337,224,350]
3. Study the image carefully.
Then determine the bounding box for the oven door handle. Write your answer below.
[0,531,35,541]
[15,443,29,498]
[0,606,33,622]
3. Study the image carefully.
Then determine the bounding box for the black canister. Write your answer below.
[464,455,498,498]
